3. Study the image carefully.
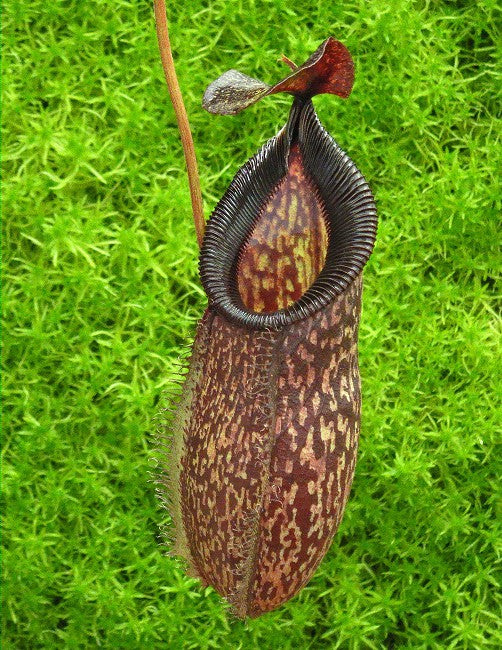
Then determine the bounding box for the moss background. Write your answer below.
[3,0,500,647]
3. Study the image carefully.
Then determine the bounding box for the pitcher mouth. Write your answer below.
[199,99,377,331]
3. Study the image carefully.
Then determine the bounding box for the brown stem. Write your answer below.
[154,0,205,247]
[280,54,298,70]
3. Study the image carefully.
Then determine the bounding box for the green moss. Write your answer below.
[3,0,500,647]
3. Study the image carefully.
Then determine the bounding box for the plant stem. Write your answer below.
[153,0,205,248]
[280,54,298,70]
